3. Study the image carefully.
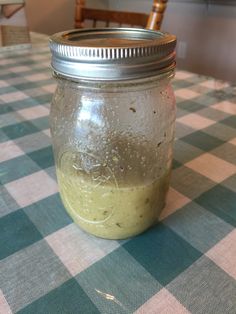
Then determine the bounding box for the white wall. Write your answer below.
[25,0,109,35]
[163,2,236,82]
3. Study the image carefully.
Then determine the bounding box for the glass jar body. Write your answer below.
[50,73,176,239]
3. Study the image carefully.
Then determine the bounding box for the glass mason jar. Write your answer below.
[49,28,176,239]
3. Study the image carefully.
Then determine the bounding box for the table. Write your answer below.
[0,39,236,314]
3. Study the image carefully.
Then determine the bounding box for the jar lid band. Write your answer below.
[49,28,176,81]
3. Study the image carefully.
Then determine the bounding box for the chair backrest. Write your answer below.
[75,1,168,30]
[75,0,149,29]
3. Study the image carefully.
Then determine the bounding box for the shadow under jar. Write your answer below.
[49,28,176,239]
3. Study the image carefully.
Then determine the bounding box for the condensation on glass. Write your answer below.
[49,28,177,239]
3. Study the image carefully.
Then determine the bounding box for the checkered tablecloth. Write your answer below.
[0,40,236,314]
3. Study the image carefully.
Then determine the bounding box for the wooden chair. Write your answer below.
[75,0,168,30]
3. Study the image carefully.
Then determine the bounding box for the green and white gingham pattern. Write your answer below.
[0,40,236,314]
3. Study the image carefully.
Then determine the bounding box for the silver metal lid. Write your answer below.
[49,28,176,81]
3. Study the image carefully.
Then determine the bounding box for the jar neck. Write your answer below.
[53,69,175,92]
